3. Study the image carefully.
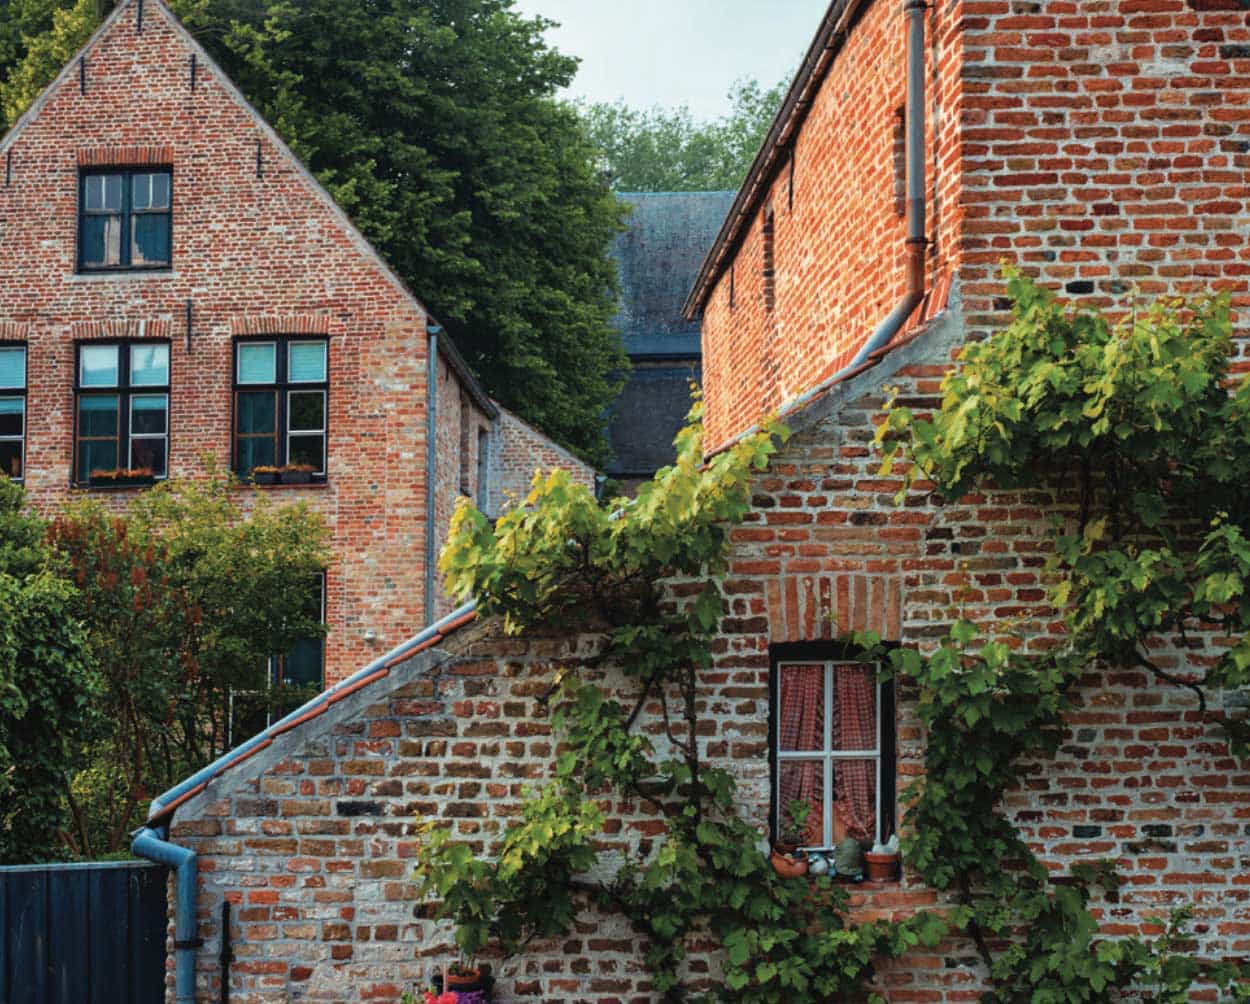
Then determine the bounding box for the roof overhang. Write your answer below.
[682,0,875,320]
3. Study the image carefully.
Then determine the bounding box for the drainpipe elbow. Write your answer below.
[133,826,199,1004]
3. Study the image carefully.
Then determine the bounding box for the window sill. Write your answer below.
[66,269,177,283]
[238,480,330,491]
[76,478,159,491]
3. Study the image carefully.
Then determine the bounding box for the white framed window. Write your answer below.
[773,654,896,850]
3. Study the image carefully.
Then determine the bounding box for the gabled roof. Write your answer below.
[0,0,496,415]
[145,601,479,828]
[682,0,871,319]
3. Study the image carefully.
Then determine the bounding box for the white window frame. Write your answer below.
[774,660,885,850]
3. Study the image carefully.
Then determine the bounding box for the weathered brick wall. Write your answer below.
[956,0,1250,353]
[166,334,1250,1001]
[699,0,962,454]
[0,0,584,683]
[491,406,598,509]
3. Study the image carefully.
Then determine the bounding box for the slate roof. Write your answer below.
[612,191,736,359]
[607,362,700,477]
[607,191,733,477]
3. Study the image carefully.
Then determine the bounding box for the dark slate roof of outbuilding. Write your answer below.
[607,362,700,477]
[611,191,736,359]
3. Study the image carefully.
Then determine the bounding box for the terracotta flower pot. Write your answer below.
[770,848,808,879]
[446,968,482,991]
[863,851,898,882]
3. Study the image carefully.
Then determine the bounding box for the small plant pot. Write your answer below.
[445,969,483,992]
[279,469,314,484]
[770,849,808,879]
[251,471,279,485]
[863,852,899,882]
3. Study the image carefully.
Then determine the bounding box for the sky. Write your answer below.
[511,0,830,120]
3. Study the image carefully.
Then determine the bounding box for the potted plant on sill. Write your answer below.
[770,799,811,879]
[863,833,900,883]
[88,467,155,488]
[250,465,281,485]
[278,462,317,485]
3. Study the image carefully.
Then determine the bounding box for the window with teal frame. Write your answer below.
[233,337,329,480]
[0,344,26,482]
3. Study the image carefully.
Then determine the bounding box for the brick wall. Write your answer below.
[956,0,1250,361]
[699,0,963,454]
[491,405,598,509]
[0,0,585,684]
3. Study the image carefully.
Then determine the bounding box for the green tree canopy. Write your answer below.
[579,77,788,192]
[0,0,625,463]
[0,479,95,864]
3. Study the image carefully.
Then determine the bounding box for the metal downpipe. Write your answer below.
[425,326,439,628]
[132,826,198,1004]
[848,0,928,370]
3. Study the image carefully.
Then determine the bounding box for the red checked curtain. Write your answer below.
[778,665,824,846]
[832,665,876,843]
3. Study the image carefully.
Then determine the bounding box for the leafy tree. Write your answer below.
[579,77,788,192]
[50,468,330,856]
[0,0,626,463]
[0,478,96,864]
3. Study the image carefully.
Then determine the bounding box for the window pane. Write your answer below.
[130,343,169,386]
[288,434,324,472]
[237,343,276,384]
[237,437,275,476]
[130,395,168,435]
[288,391,325,432]
[237,391,276,434]
[288,342,327,383]
[131,438,167,477]
[0,398,23,437]
[84,174,123,211]
[778,760,824,848]
[831,663,878,752]
[282,636,324,689]
[131,214,171,266]
[79,440,118,478]
[778,664,824,752]
[0,441,20,480]
[82,215,123,267]
[132,172,170,210]
[833,758,878,845]
[0,347,25,389]
[78,395,118,437]
[80,345,119,387]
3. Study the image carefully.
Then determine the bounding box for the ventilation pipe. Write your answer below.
[847,0,928,369]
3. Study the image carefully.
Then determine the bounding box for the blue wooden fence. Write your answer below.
[0,860,169,1004]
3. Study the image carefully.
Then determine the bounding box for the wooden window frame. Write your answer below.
[73,340,171,486]
[769,641,897,852]
[0,343,27,483]
[77,167,173,273]
[232,337,330,481]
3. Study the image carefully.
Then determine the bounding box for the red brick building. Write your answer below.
[0,0,593,692]
[137,0,1250,1001]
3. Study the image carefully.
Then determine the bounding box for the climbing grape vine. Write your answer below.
[417,275,1250,1002]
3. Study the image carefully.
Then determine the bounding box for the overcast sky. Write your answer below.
[511,0,830,120]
